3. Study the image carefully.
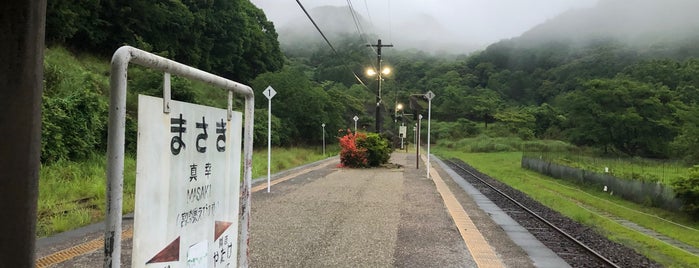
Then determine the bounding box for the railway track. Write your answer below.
[444,159,660,268]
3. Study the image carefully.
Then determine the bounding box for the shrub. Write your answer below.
[42,74,107,163]
[673,166,699,219]
[338,130,392,168]
[357,132,392,167]
[338,129,368,168]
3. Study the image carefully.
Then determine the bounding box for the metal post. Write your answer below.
[322,123,326,156]
[417,115,421,169]
[427,98,432,178]
[267,97,272,193]
[367,39,393,133]
[107,46,256,268]
[425,91,435,179]
[263,86,276,193]
[353,115,358,133]
[0,1,45,266]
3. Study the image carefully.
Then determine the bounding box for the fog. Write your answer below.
[519,0,699,46]
[251,0,599,53]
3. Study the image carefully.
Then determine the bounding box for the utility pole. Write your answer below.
[367,39,393,133]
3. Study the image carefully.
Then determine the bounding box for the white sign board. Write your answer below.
[399,126,407,138]
[134,95,242,268]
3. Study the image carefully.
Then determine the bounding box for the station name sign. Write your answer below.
[133,95,242,268]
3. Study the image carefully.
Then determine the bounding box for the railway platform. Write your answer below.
[35,152,567,267]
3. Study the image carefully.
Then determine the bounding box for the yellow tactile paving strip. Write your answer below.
[250,159,336,193]
[36,228,133,268]
[36,159,336,268]
[421,154,505,268]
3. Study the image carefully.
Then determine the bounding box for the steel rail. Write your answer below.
[445,160,621,268]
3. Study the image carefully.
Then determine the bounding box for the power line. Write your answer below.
[363,0,375,32]
[296,0,337,53]
[347,0,379,68]
[388,0,393,44]
[294,0,372,91]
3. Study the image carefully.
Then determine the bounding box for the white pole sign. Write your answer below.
[399,125,407,149]
[263,86,277,193]
[321,123,326,156]
[425,90,435,178]
[134,95,243,268]
[353,115,359,133]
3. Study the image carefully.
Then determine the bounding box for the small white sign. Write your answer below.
[353,116,359,122]
[263,86,277,99]
[399,126,407,137]
[134,95,242,268]
[425,90,435,100]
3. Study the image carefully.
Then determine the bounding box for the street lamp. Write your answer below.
[395,103,403,114]
[366,65,392,133]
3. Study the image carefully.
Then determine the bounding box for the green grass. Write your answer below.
[38,153,136,237]
[250,146,338,178]
[433,148,699,267]
[37,147,334,237]
[535,152,689,185]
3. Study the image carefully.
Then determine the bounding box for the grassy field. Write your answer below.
[37,147,335,237]
[531,151,689,185]
[433,148,699,268]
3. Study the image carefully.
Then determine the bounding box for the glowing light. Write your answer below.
[366,69,377,76]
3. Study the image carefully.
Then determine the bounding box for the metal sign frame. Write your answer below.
[105,46,255,268]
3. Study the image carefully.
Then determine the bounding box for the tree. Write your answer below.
[560,78,681,157]
[464,88,502,128]
[251,67,354,146]
[46,0,284,83]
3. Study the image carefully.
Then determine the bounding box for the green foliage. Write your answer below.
[38,153,136,237]
[673,166,699,219]
[357,133,392,167]
[338,130,391,168]
[671,106,699,163]
[251,66,358,146]
[42,48,109,162]
[46,0,283,83]
[430,119,480,141]
[253,109,283,148]
[559,78,681,157]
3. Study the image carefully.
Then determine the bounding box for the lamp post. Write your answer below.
[366,66,391,133]
[367,39,393,133]
[395,103,405,150]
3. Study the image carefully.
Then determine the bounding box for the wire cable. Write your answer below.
[295,0,372,91]
[388,0,393,44]
[347,0,379,67]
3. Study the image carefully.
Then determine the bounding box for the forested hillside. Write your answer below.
[46,0,283,82]
[275,0,699,161]
[42,0,699,164]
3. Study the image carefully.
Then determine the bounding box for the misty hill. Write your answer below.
[277,5,374,52]
[515,0,699,50]
[276,5,479,54]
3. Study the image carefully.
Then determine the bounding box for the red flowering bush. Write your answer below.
[338,129,369,168]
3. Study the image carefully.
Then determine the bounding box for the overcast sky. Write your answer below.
[252,0,600,51]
